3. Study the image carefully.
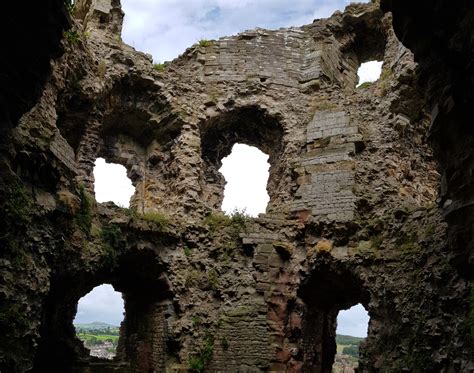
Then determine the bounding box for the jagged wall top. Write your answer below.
[75,0,124,35]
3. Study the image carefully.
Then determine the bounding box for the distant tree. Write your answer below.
[336,335,364,345]
[342,345,359,358]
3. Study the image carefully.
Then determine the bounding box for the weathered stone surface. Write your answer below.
[0,1,472,373]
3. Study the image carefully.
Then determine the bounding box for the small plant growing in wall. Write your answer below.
[153,62,166,72]
[221,336,229,350]
[183,246,192,257]
[64,29,80,44]
[189,335,214,373]
[358,81,374,89]
[141,211,170,229]
[64,0,75,13]
[207,269,219,291]
[75,185,94,233]
[100,224,122,250]
[229,208,251,229]
[100,223,123,267]
[2,181,32,227]
[198,39,212,47]
[204,212,231,232]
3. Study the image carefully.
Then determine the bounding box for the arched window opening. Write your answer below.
[298,265,370,371]
[200,106,284,214]
[74,284,125,360]
[333,303,369,372]
[357,61,383,87]
[219,143,270,217]
[93,157,135,207]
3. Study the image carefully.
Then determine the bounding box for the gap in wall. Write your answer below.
[93,157,135,208]
[73,284,125,359]
[333,303,369,372]
[219,143,270,217]
[357,61,383,87]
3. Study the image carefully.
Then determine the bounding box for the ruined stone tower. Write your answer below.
[0,0,472,372]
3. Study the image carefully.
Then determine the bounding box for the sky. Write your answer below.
[336,304,370,337]
[74,284,125,326]
[220,144,269,216]
[78,0,381,337]
[121,0,371,63]
[93,158,134,207]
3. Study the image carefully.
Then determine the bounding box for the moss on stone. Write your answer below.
[207,269,219,291]
[221,336,229,350]
[153,63,165,72]
[204,212,231,232]
[183,246,192,256]
[141,211,170,229]
[1,180,32,227]
[75,185,94,233]
[188,335,214,373]
[99,223,123,267]
[358,81,374,89]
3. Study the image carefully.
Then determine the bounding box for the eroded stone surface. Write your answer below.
[0,1,472,373]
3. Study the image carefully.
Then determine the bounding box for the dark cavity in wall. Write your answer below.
[298,264,370,372]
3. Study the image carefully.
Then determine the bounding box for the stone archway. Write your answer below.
[296,255,371,372]
[33,247,173,373]
[199,105,286,213]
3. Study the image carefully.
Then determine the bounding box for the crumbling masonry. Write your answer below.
[0,0,473,372]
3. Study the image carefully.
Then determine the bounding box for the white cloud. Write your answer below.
[74,284,125,326]
[357,60,383,86]
[121,0,369,62]
[93,158,135,208]
[219,143,269,217]
[336,303,369,337]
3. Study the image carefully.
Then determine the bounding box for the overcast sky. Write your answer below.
[121,0,370,63]
[74,284,125,326]
[337,304,370,337]
[79,0,379,338]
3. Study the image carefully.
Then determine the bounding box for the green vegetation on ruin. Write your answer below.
[357,81,374,89]
[198,39,213,47]
[153,63,166,72]
[76,185,94,233]
[204,208,251,233]
[141,211,170,229]
[64,30,81,44]
[188,335,214,373]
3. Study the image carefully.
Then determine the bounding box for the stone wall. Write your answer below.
[0,1,472,372]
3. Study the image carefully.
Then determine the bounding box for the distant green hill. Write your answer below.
[336,334,364,346]
[74,321,118,331]
[336,334,365,359]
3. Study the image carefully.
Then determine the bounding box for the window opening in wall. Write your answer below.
[93,157,135,207]
[333,303,369,372]
[74,284,124,359]
[219,143,270,217]
[357,61,383,87]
